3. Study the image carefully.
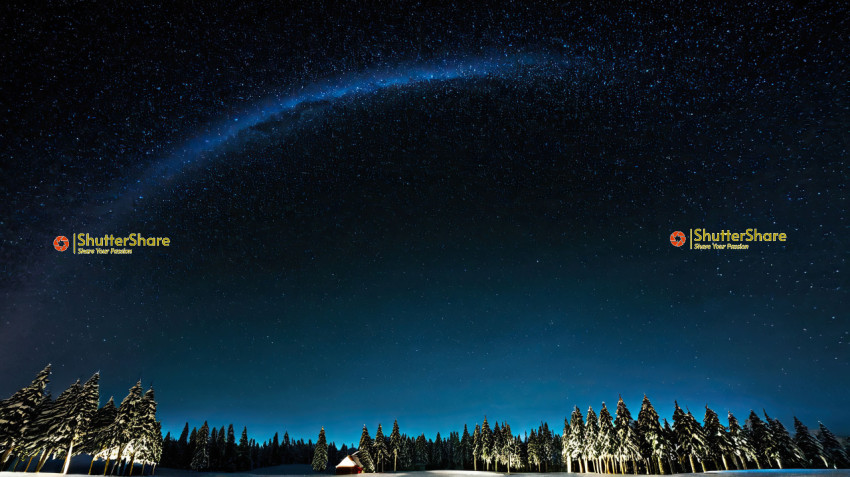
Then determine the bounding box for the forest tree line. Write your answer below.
[312,396,850,474]
[0,365,161,475]
[3,366,849,475]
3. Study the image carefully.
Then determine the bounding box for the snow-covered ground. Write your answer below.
[5,470,850,477]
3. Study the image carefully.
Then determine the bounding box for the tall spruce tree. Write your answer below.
[561,418,571,472]
[460,424,471,469]
[727,412,757,469]
[613,396,641,474]
[672,402,705,473]
[568,407,584,472]
[472,424,481,471]
[746,410,775,468]
[597,403,616,474]
[793,418,829,468]
[637,395,667,475]
[481,417,493,471]
[374,423,388,472]
[764,412,804,468]
[390,420,402,471]
[103,381,143,476]
[818,423,850,468]
[358,425,375,472]
[584,407,600,474]
[191,422,210,471]
[312,427,328,472]
[414,434,427,468]
[702,406,731,471]
[0,364,51,468]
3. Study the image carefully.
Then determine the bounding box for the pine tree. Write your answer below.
[584,407,600,473]
[414,434,427,468]
[312,427,328,472]
[481,417,493,471]
[460,424,471,469]
[238,427,250,471]
[597,403,616,474]
[358,425,375,472]
[561,418,571,472]
[59,373,100,473]
[492,424,502,471]
[472,424,481,471]
[450,430,462,469]
[637,396,667,474]
[672,402,705,473]
[502,424,518,474]
[0,364,51,468]
[702,406,731,470]
[80,397,118,474]
[793,418,829,468]
[764,412,804,468]
[128,388,159,475]
[390,420,402,471]
[374,423,388,472]
[727,412,757,469]
[191,422,210,471]
[568,407,584,472]
[818,423,850,468]
[746,410,775,468]
[613,396,641,474]
[527,429,540,472]
[102,381,143,475]
[17,393,55,473]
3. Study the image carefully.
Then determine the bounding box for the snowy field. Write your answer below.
[4,470,850,477]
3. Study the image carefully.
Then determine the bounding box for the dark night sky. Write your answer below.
[1,1,847,446]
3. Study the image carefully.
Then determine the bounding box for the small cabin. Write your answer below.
[335,454,364,475]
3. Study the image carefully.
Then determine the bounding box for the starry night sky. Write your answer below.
[1,1,847,446]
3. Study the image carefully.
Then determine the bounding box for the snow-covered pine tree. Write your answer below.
[727,412,757,469]
[191,421,210,471]
[746,410,775,468]
[584,407,600,473]
[358,425,375,472]
[481,417,493,471]
[31,379,83,472]
[374,423,388,472]
[312,427,328,472]
[502,424,517,473]
[568,407,584,472]
[57,373,100,474]
[450,430,461,469]
[763,412,804,468]
[80,396,118,474]
[543,422,555,472]
[493,424,503,471]
[672,402,705,473]
[401,436,413,470]
[613,396,641,474]
[702,406,732,471]
[16,391,54,473]
[793,418,829,468]
[637,395,667,474]
[597,403,615,474]
[128,388,159,475]
[0,364,50,468]
[818,422,850,468]
[390,420,402,471]
[527,429,540,472]
[661,419,677,473]
[103,381,143,476]
[472,424,480,471]
[561,418,571,472]
[433,431,444,469]
[414,434,427,468]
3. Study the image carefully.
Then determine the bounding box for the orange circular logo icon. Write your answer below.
[53,236,69,252]
[670,231,686,247]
